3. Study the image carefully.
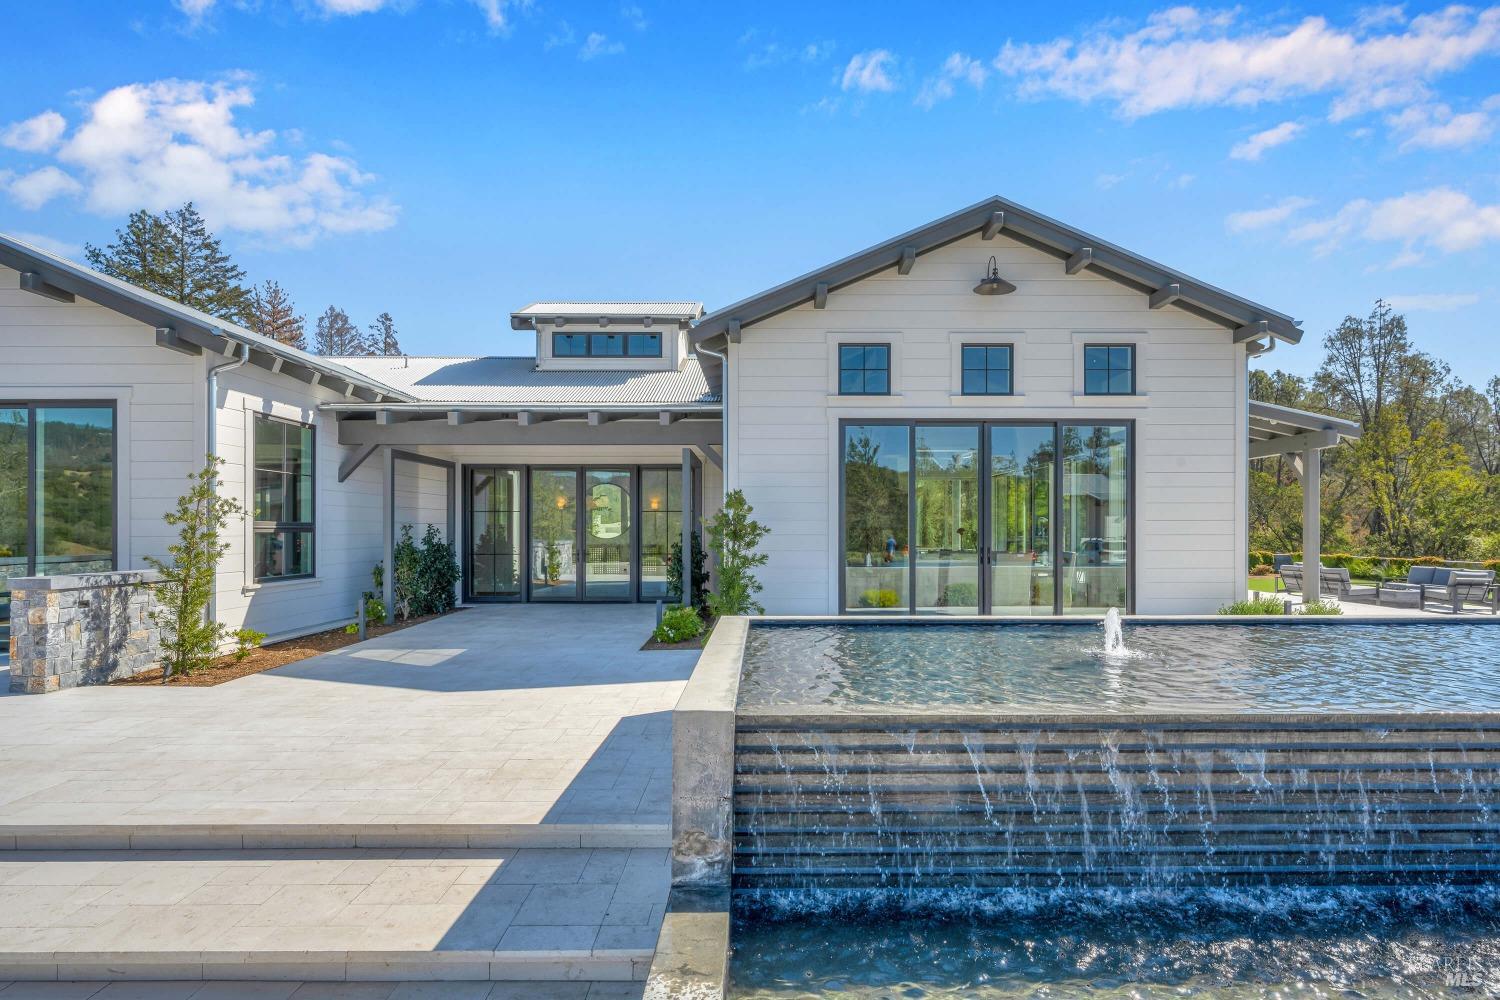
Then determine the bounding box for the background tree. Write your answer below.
[313,305,372,355]
[247,280,307,349]
[86,203,251,323]
[370,312,401,355]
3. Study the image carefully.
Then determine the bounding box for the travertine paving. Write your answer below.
[0,605,694,843]
[0,978,643,997]
[0,847,667,983]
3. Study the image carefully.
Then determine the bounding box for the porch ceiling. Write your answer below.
[329,404,721,448]
[1248,400,1361,459]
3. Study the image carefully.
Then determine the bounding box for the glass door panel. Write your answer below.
[842,424,910,613]
[988,424,1055,615]
[0,408,29,620]
[34,406,114,577]
[915,425,980,614]
[640,468,681,601]
[469,468,521,600]
[584,469,632,600]
[1061,423,1130,614]
[530,470,579,600]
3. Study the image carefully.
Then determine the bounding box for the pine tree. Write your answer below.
[247,280,307,350]
[370,311,401,355]
[314,305,370,355]
[85,203,251,323]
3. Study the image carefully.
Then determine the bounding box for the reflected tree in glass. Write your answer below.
[842,426,909,611]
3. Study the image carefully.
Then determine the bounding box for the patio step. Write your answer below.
[0,846,668,982]
[0,823,670,853]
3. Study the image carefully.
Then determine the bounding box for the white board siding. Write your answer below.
[215,364,385,642]
[0,266,202,574]
[724,231,1249,616]
[395,457,452,542]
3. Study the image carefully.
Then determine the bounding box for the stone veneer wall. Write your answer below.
[7,571,163,694]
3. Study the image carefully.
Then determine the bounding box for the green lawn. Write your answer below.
[1248,575,1384,593]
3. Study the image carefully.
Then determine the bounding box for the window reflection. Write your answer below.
[842,425,909,612]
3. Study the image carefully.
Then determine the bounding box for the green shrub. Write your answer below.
[706,490,770,617]
[669,536,710,612]
[231,628,266,662]
[1300,600,1344,615]
[1249,563,1274,576]
[858,588,902,609]
[375,525,461,622]
[940,582,979,608]
[1219,595,1287,615]
[1249,549,1276,570]
[653,606,705,643]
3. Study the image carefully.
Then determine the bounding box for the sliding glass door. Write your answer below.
[0,403,116,621]
[640,468,683,601]
[840,420,1130,615]
[584,469,632,600]
[468,468,522,601]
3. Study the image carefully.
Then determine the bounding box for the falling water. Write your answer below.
[1102,607,1126,656]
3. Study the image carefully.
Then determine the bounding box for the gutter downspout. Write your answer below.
[206,340,249,624]
[695,342,728,492]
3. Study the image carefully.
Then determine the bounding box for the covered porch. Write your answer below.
[326,402,723,621]
[1249,400,1363,603]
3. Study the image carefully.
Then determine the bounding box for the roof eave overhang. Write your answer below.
[0,238,414,404]
[320,402,721,415]
[689,196,1304,349]
[509,314,696,331]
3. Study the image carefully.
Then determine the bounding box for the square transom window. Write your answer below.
[839,344,891,395]
[961,345,1013,395]
[552,331,662,358]
[1083,345,1135,395]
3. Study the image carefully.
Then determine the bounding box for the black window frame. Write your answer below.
[551,331,663,358]
[252,413,316,583]
[0,400,119,622]
[1083,344,1136,396]
[838,343,892,396]
[960,344,1015,396]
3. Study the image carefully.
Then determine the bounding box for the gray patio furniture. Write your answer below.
[1276,563,1378,603]
[1382,567,1499,614]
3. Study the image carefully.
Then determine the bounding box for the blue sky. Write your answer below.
[1,1,1497,379]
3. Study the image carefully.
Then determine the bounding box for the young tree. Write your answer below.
[247,280,307,350]
[705,489,770,616]
[145,458,243,679]
[370,312,401,355]
[314,305,370,355]
[86,203,251,323]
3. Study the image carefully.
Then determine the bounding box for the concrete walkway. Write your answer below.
[0,980,643,998]
[0,605,696,849]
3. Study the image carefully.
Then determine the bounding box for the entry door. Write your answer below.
[527,468,635,602]
[985,425,1055,615]
[467,468,522,601]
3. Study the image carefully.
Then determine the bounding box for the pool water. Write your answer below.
[729,887,1500,998]
[739,621,1500,713]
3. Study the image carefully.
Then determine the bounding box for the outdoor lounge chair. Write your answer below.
[1276,564,1377,603]
[1381,567,1498,614]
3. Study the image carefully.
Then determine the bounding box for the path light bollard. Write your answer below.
[655,600,664,627]
[357,599,367,641]
[1284,599,1294,615]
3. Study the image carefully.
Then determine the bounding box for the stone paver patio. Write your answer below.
[0,605,696,847]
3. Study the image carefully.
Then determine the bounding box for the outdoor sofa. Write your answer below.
[1380,567,1498,614]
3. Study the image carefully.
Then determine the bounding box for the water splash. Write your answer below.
[1102,607,1127,656]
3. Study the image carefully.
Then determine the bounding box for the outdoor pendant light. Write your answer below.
[973,255,1017,296]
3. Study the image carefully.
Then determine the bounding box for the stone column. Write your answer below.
[8,571,163,694]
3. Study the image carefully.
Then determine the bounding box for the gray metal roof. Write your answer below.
[511,300,703,330]
[334,355,719,407]
[691,196,1304,349]
[0,232,413,403]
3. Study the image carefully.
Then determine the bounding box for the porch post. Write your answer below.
[382,446,395,624]
[1302,443,1320,603]
[681,447,694,605]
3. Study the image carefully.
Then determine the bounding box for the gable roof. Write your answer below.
[689,195,1302,350]
[0,233,413,403]
[511,300,703,330]
[333,354,718,408]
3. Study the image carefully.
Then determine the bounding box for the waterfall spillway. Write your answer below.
[732,715,1500,890]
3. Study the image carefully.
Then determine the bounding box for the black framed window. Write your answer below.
[961,345,1014,395]
[551,332,662,358]
[838,344,891,395]
[253,415,315,581]
[1084,345,1135,395]
[0,402,117,621]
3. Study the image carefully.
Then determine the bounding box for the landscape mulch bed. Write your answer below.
[112,609,464,687]
[640,617,717,652]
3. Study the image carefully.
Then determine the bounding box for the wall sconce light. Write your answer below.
[973,255,1017,296]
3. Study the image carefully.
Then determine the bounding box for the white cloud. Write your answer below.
[1387,96,1500,150]
[620,3,647,31]
[1230,121,1304,161]
[841,50,897,93]
[1385,292,1481,310]
[994,6,1500,123]
[0,78,396,246]
[175,0,525,31]
[545,21,576,50]
[743,37,835,70]
[579,32,623,60]
[915,52,988,108]
[2,111,67,153]
[1226,195,1316,232]
[6,166,83,210]
[1094,172,1125,190]
[1290,186,1500,263]
[173,0,216,20]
